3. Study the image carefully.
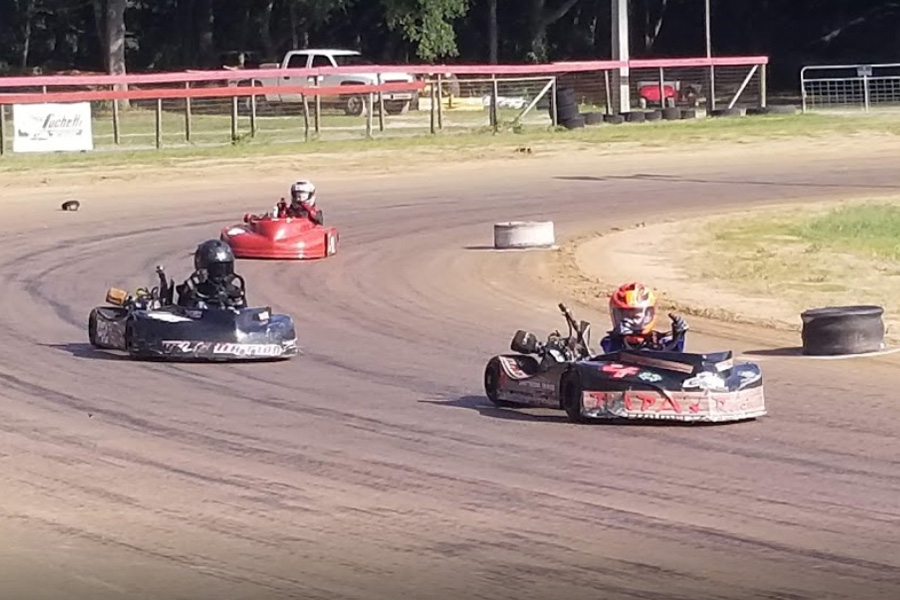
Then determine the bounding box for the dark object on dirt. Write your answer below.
[61,200,80,211]
[801,305,885,355]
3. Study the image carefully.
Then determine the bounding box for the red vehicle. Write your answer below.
[220,212,339,260]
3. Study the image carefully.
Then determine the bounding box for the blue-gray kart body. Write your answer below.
[87,271,298,361]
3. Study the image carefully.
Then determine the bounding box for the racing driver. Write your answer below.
[275,180,324,225]
[599,281,689,353]
[175,239,247,309]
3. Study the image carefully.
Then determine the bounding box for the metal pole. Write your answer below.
[705,0,716,111]
[760,63,768,108]
[155,98,162,149]
[184,81,192,142]
[603,70,612,114]
[611,0,630,113]
[314,80,321,136]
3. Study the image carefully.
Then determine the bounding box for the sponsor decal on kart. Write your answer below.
[637,371,663,383]
[600,363,641,379]
[498,356,530,380]
[682,371,728,392]
[161,340,285,357]
[582,386,765,421]
[617,352,694,374]
[146,311,194,323]
[737,369,762,385]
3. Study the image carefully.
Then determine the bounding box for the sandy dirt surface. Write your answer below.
[1,133,900,600]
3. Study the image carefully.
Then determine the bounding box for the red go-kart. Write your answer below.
[220,212,339,260]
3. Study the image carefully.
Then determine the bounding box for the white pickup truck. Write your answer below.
[247,49,418,116]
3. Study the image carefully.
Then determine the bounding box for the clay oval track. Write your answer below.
[2,149,900,600]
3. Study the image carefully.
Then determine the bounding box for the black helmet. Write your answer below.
[194,239,235,283]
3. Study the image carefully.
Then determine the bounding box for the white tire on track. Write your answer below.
[493,221,556,249]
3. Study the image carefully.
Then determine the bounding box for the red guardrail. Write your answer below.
[0,81,426,105]
[0,56,768,89]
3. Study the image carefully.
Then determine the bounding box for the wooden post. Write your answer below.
[366,94,374,139]
[112,96,121,144]
[658,67,666,110]
[429,78,436,134]
[436,73,444,130]
[250,80,258,137]
[184,81,192,142]
[377,74,385,132]
[155,98,162,149]
[0,105,6,155]
[302,94,311,142]
[231,96,238,141]
[491,75,499,133]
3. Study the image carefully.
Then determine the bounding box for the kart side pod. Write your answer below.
[106,287,128,306]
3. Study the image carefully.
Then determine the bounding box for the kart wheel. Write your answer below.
[484,358,514,407]
[326,231,338,256]
[560,371,587,423]
[88,309,101,348]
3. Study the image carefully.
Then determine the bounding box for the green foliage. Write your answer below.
[382,0,469,61]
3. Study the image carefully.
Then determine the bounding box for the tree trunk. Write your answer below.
[528,0,582,62]
[258,0,276,58]
[21,0,35,71]
[197,0,215,66]
[91,0,106,70]
[106,0,129,108]
[488,0,498,63]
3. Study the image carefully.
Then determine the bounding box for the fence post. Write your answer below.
[302,94,311,142]
[377,74,385,132]
[658,67,666,110]
[603,70,612,115]
[112,94,121,145]
[155,98,162,149]
[491,75,499,133]
[760,63,767,108]
[366,93,374,139]
[708,64,717,112]
[314,78,321,136]
[250,80,258,137]
[231,96,239,140]
[436,73,444,130]
[430,77,436,134]
[0,105,5,155]
[863,72,871,112]
[184,81,192,142]
[550,76,558,127]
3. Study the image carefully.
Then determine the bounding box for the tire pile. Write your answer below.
[550,84,795,130]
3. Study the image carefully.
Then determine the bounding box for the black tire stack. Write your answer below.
[554,86,584,129]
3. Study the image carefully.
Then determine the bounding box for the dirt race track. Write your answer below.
[2,140,900,600]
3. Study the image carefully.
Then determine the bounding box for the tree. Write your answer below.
[383,0,469,61]
[527,0,582,62]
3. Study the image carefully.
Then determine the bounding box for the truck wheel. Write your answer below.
[384,100,410,115]
[345,95,366,116]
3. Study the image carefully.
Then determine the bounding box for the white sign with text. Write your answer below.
[12,102,94,153]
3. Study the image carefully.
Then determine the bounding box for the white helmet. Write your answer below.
[290,180,316,206]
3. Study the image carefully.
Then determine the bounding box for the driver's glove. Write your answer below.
[670,314,689,335]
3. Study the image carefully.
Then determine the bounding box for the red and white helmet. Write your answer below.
[290,180,316,206]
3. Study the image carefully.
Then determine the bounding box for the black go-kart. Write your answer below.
[87,266,298,361]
